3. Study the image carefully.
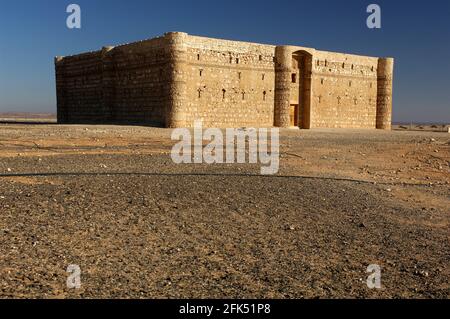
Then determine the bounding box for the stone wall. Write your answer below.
[55,35,171,125]
[171,33,276,128]
[311,51,380,129]
[55,32,393,129]
[273,45,389,129]
[55,51,103,123]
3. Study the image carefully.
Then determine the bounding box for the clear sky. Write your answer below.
[0,0,449,122]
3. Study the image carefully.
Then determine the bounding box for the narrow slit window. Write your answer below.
[262,73,265,81]
[222,89,226,100]
[236,58,240,64]
[199,69,203,77]
[197,54,200,61]
[291,73,297,83]
[263,91,267,101]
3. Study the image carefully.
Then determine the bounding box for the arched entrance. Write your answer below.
[274,46,313,129]
[291,50,312,129]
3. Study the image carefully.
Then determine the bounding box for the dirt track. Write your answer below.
[0,124,449,298]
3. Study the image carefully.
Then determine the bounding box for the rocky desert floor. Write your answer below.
[0,123,448,299]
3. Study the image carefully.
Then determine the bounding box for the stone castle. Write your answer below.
[55,32,394,129]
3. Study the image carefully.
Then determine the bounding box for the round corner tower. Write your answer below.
[164,32,188,128]
[376,57,394,130]
[274,46,293,128]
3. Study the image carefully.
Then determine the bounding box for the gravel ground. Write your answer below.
[0,124,449,299]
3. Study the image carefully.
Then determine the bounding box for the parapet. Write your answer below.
[101,46,115,54]
[164,32,188,46]
[54,56,65,64]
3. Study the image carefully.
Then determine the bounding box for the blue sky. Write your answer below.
[0,0,449,122]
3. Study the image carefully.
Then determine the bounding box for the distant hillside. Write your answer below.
[0,112,56,119]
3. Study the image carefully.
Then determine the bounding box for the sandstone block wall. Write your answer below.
[311,51,380,129]
[179,34,276,128]
[56,35,171,126]
[55,51,103,123]
[55,32,393,129]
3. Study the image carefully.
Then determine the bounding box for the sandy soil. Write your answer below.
[0,123,449,299]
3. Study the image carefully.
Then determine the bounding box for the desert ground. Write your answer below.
[0,122,449,299]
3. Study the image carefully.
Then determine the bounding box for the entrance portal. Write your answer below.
[291,51,313,129]
[274,46,313,129]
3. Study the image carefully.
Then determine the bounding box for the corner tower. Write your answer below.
[165,32,188,128]
[376,57,394,130]
[274,46,293,128]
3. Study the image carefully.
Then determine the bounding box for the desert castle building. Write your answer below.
[55,32,394,129]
